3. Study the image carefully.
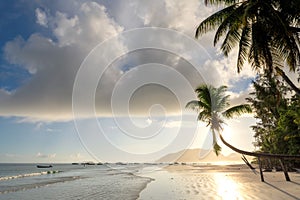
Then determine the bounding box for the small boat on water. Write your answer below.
[71,163,79,165]
[37,165,53,168]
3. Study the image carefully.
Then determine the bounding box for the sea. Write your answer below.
[0,163,155,200]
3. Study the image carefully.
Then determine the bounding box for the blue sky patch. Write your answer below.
[229,77,253,93]
[0,64,32,91]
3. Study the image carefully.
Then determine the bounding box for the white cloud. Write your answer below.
[1,1,125,121]
[1,1,256,122]
[53,12,80,46]
[4,153,21,158]
[52,2,124,48]
[163,120,190,128]
[133,0,217,35]
[36,152,56,158]
[35,8,48,27]
[46,128,61,132]
[70,153,82,159]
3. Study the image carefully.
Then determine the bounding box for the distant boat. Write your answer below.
[82,162,96,166]
[116,162,126,165]
[37,165,53,168]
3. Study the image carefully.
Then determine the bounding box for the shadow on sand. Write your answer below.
[265,182,300,200]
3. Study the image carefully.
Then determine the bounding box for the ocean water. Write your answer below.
[0,163,153,200]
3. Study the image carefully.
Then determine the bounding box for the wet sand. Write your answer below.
[138,164,300,200]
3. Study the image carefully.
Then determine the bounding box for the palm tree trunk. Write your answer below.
[218,133,300,159]
[218,133,300,181]
[275,67,300,97]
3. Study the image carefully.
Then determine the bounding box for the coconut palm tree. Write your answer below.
[196,0,300,95]
[186,84,252,155]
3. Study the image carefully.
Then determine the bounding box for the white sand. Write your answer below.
[138,165,300,200]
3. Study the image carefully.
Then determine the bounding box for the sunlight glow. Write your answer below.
[214,173,243,200]
[221,125,232,138]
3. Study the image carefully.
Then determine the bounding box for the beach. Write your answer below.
[138,164,300,200]
[0,163,300,199]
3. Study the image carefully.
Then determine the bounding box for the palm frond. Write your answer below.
[213,1,248,46]
[196,5,236,38]
[213,142,222,156]
[216,85,228,94]
[220,24,243,56]
[186,100,211,112]
[198,110,211,123]
[217,95,230,111]
[237,19,251,73]
[262,5,300,72]
[249,21,269,71]
[223,104,252,118]
[185,100,200,111]
[195,85,212,109]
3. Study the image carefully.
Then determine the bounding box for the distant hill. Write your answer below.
[157,148,242,163]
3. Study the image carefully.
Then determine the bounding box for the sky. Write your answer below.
[0,0,260,163]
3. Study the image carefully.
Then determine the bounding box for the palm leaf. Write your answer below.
[222,104,252,119]
[196,5,236,38]
[195,85,212,109]
[237,18,251,72]
[185,100,200,111]
[213,1,248,46]
[198,110,211,123]
[220,23,243,56]
[213,142,222,156]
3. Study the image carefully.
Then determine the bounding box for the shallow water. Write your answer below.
[0,163,153,200]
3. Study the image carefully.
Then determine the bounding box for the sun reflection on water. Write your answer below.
[214,173,243,200]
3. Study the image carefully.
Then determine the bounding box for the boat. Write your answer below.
[81,162,96,166]
[116,162,126,165]
[37,165,53,168]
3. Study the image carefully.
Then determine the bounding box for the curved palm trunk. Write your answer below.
[218,133,300,182]
[275,67,300,97]
[218,133,300,159]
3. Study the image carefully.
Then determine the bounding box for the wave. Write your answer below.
[0,176,81,195]
[0,170,61,181]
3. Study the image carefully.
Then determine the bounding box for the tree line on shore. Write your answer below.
[189,0,300,168]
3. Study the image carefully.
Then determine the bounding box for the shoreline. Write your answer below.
[138,164,300,200]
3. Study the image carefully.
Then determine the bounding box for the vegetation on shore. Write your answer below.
[193,0,300,168]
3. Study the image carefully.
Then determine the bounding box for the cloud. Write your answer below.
[35,8,48,27]
[70,153,82,159]
[163,119,202,128]
[132,0,216,35]
[46,128,61,132]
[0,1,255,122]
[36,152,56,158]
[4,153,21,158]
[1,1,125,121]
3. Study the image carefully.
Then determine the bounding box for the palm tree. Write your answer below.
[196,0,300,96]
[187,84,300,182]
[186,84,252,155]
